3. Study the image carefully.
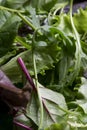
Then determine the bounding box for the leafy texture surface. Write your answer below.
[0,0,87,130]
[1,36,60,83]
[15,84,67,129]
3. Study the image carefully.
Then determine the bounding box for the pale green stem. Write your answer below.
[32,52,44,130]
[0,6,39,33]
[0,5,23,13]
[15,37,31,50]
[70,0,82,71]
[17,12,36,31]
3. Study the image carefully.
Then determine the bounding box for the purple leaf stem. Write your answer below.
[17,57,55,124]
[42,99,55,123]
[17,57,36,91]
[13,120,32,130]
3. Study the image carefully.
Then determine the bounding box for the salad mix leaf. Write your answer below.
[0,10,20,57]
[0,0,87,130]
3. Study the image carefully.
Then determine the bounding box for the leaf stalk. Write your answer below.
[0,6,41,34]
[32,49,44,130]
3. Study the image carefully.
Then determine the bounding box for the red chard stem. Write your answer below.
[17,57,36,91]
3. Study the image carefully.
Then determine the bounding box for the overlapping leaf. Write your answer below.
[1,40,60,83]
[15,83,67,129]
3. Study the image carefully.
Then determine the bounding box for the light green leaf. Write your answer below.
[68,120,87,128]
[45,123,64,130]
[25,84,67,128]
[73,8,87,33]
[45,123,70,130]
[50,14,73,36]
[78,77,87,99]
[76,100,87,114]
[27,6,40,28]
[39,85,67,111]
[14,114,32,127]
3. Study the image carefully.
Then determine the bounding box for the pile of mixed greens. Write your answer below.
[0,0,87,130]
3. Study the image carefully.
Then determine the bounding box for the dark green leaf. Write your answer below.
[0,10,20,57]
